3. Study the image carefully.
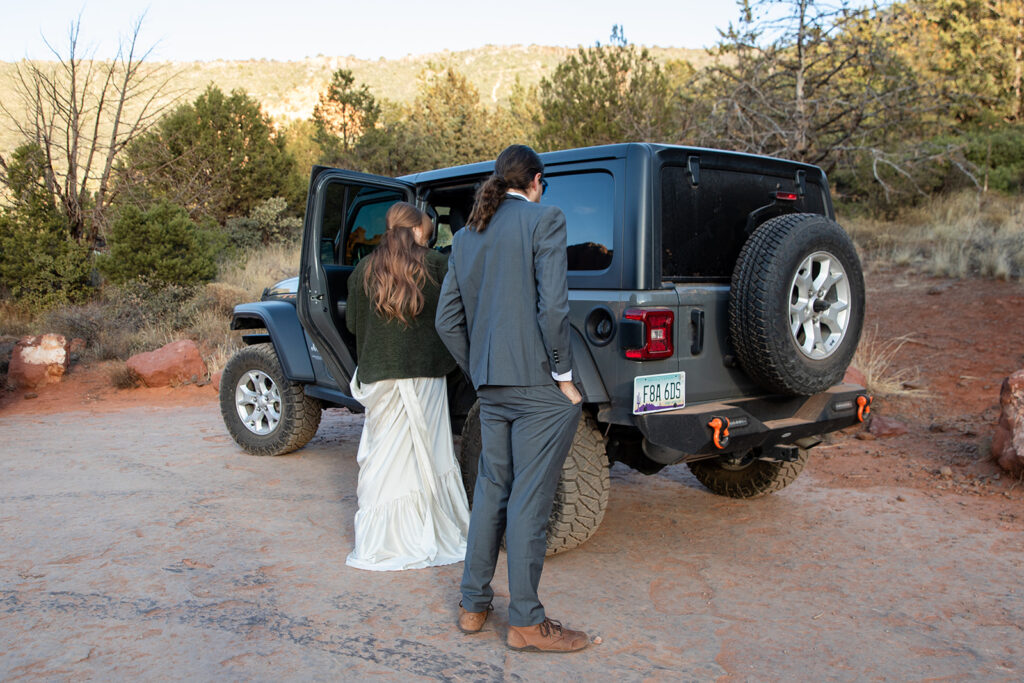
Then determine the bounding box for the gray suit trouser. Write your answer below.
[460,383,581,627]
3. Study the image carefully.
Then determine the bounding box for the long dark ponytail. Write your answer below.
[466,144,543,232]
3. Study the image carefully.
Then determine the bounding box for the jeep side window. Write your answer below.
[432,207,455,250]
[422,183,476,253]
[542,171,614,271]
[338,187,405,266]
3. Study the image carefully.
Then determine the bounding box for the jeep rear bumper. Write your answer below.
[634,383,869,464]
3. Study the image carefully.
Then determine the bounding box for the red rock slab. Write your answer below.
[126,339,208,388]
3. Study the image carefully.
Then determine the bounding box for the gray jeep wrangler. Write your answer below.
[220,143,870,555]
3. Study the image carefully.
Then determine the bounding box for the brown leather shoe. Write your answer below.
[458,602,491,633]
[506,618,589,652]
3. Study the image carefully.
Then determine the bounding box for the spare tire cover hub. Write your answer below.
[788,250,851,360]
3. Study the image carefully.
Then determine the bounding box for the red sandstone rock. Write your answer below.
[126,340,208,388]
[868,415,908,437]
[991,370,1024,474]
[7,334,70,390]
[210,371,223,392]
[844,365,867,387]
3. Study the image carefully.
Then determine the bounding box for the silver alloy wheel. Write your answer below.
[235,369,282,435]
[788,250,852,360]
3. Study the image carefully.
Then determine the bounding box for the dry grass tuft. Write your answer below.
[852,326,928,397]
[217,243,301,299]
[846,191,1024,280]
[201,282,252,318]
[44,289,186,362]
[205,335,244,376]
[0,302,36,338]
[187,307,243,374]
[109,363,139,389]
[188,308,232,346]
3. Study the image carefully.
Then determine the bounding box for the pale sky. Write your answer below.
[1,1,750,62]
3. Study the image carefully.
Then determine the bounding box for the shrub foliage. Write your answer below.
[119,86,302,225]
[0,144,92,308]
[99,201,218,286]
[223,197,303,250]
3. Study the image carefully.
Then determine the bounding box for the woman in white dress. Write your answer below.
[344,201,470,571]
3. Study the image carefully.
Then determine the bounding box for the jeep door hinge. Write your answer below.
[687,155,701,187]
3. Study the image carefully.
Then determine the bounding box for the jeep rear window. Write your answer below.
[661,165,823,279]
[542,171,614,271]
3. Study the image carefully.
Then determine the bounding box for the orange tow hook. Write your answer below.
[709,416,730,449]
[856,395,873,422]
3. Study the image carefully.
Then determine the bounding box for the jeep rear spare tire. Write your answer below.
[458,403,610,556]
[220,343,322,456]
[730,213,865,396]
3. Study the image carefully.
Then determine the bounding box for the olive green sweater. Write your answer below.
[345,249,457,383]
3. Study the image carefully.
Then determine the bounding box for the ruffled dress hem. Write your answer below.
[345,468,469,572]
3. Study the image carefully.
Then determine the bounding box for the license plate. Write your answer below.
[633,371,685,415]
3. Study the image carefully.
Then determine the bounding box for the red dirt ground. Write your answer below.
[811,265,1024,528]
[4,264,1024,516]
[0,360,218,415]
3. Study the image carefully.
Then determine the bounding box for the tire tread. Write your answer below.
[219,344,322,456]
[687,449,809,499]
[458,405,610,556]
[729,213,864,395]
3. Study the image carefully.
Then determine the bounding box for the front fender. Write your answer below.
[231,301,315,382]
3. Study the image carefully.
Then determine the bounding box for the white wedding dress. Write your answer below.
[346,371,470,571]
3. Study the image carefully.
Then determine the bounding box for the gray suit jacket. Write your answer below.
[435,195,573,389]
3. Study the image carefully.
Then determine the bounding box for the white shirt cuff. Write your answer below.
[551,370,573,382]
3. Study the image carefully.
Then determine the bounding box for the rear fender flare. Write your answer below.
[231,302,315,382]
[571,326,610,404]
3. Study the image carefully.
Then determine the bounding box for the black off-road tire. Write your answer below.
[730,213,865,396]
[687,448,809,499]
[219,343,322,456]
[458,403,611,556]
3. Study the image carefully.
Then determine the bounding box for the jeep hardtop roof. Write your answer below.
[400,142,826,186]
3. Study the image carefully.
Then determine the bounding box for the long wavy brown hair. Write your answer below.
[467,144,543,232]
[363,202,434,325]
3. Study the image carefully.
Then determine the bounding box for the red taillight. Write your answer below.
[775,191,798,201]
[624,308,674,360]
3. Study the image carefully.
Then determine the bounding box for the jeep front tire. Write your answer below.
[219,343,322,456]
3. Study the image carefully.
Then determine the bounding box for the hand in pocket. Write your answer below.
[558,380,582,405]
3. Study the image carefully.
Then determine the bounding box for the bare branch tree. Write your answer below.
[0,13,184,246]
[696,0,939,173]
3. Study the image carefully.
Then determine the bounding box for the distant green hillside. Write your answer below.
[0,44,711,159]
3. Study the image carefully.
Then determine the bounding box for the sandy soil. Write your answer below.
[2,265,1023,679]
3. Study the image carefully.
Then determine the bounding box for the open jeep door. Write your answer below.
[297,167,415,390]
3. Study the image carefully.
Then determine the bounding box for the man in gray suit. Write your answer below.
[435,144,588,652]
